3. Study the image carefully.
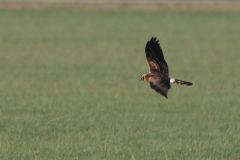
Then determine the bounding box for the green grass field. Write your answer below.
[0,8,240,159]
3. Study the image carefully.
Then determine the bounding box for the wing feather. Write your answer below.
[145,37,169,76]
[149,80,171,99]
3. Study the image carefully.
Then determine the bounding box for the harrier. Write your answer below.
[140,37,193,99]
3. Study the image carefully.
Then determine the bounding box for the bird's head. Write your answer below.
[140,74,153,82]
[140,75,145,81]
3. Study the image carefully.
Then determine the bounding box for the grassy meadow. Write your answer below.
[0,7,240,159]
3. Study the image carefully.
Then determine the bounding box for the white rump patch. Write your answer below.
[170,78,175,83]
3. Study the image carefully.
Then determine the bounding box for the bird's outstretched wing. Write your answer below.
[149,79,171,99]
[145,37,169,76]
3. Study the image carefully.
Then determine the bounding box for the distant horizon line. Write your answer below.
[0,0,239,3]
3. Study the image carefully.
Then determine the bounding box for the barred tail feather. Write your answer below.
[170,78,193,86]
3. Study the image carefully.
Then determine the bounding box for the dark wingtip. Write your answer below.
[149,37,159,45]
[150,37,157,42]
[146,37,157,49]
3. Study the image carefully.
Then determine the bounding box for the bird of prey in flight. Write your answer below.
[140,37,193,99]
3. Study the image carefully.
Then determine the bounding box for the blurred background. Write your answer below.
[0,0,239,2]
[0,0,240,159]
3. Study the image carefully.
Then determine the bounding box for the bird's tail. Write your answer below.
[169,78,193,86]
